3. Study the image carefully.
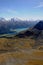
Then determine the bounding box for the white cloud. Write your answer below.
[34,2,43,8]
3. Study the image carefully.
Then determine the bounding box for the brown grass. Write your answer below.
[0,38,43,65]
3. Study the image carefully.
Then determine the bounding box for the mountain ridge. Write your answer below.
[0,18,38,34]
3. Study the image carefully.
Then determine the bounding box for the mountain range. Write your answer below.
[0,18,38,34]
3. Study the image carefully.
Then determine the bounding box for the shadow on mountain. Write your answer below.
[34,20,43,30]
[15,30,33,38]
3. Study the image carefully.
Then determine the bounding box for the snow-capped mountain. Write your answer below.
[0,17,38,34]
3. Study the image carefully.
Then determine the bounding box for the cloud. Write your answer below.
[34,2,43,8]
[0,8,18,15]
[7,9,17,14]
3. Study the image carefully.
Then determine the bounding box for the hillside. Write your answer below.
[0,20,43,65]
[0,37,43,65]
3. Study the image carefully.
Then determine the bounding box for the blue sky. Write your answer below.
[0,0,43,20]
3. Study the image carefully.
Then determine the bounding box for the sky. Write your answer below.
[0,0,43,20]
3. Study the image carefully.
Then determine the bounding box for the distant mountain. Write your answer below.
[0,18,6,21]
[0,18,38,34]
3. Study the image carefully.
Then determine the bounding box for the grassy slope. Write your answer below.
[0,38,43,65]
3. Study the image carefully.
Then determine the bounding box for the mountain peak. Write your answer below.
[34,20,43,30]
[0,18,6,21]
